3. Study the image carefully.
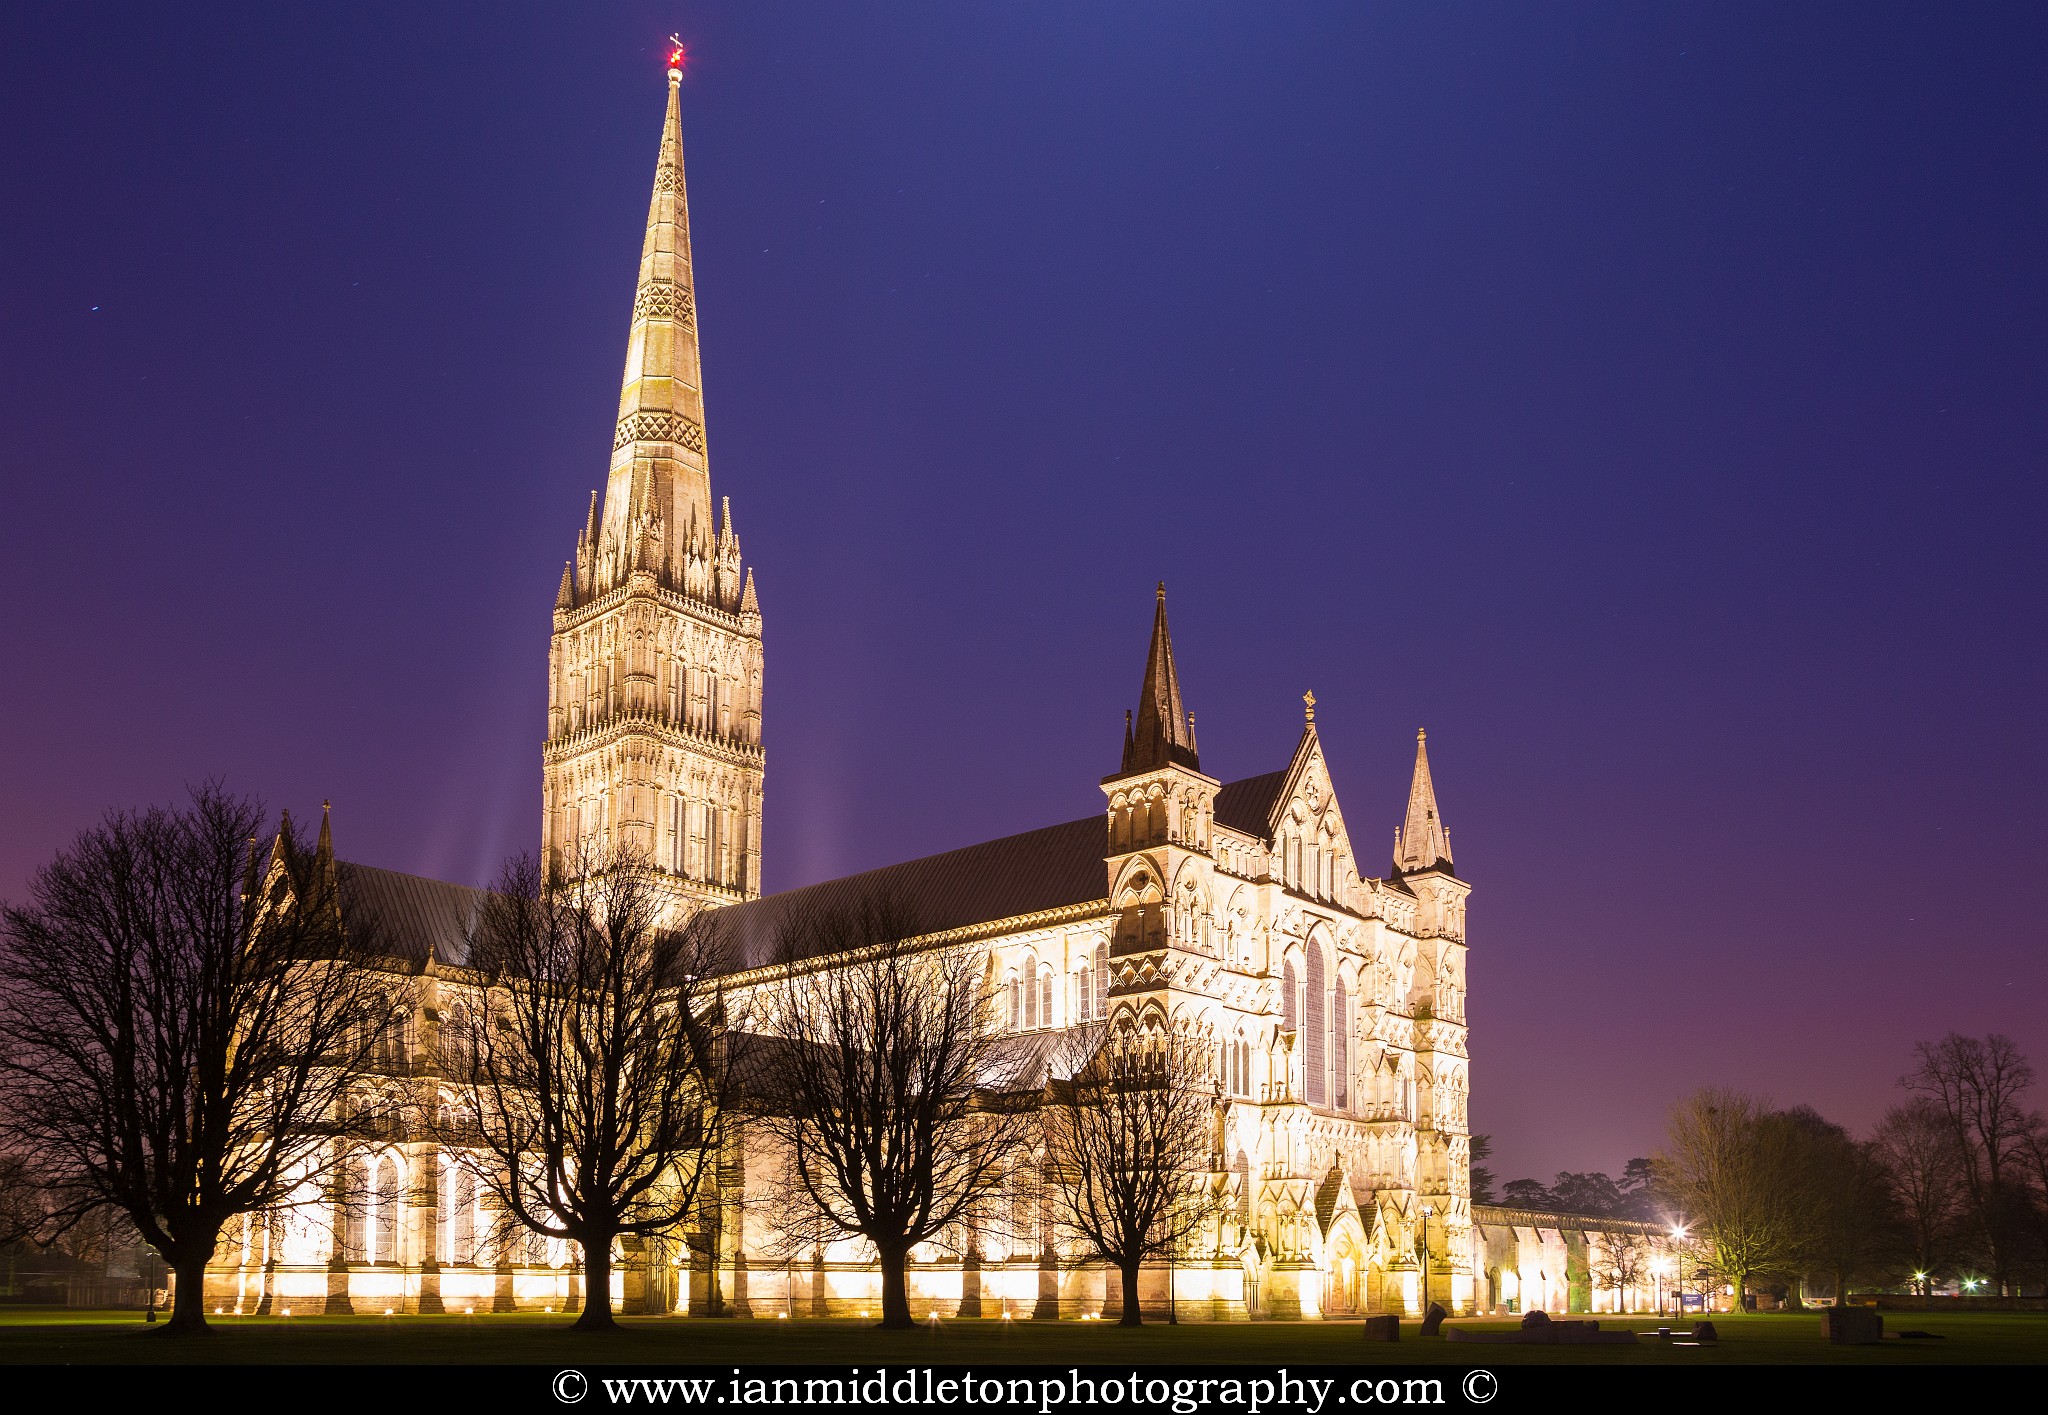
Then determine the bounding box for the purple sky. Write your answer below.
[3,4,2044,1185]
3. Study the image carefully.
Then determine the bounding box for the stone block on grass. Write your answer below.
[1821,1307,1883,1345]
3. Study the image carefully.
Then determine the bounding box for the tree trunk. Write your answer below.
[877,1245,913,1329]
[161,1255,211,1335]
[1118,1258,1144,1327]
[574,1240,616,1331]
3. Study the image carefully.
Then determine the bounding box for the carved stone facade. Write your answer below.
[699,590,1477,1319]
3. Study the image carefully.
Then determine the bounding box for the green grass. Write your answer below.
[2,1309,2044,1365]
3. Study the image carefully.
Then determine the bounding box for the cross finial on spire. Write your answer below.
[1303,690,1316,724]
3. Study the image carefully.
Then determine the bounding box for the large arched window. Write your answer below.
[1006,972,1022,1032]
[1024,954,1039,1029]
[442,1002,472,1076]
[1334,981,1351,1111]
[368,1153,403,1265]
[1281,958,1299,1035]
[1305,944,1327,1106]
[1095,940,1109,1016]
[440,1158,479,1266]
[1038,966,1054,1029]
[1074,963,1092,1022]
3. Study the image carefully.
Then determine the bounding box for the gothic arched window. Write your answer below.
[1305,945,1327,1106]
[1074,963,1092,1022]
[1039,966,1055,1030]
[1334,982,1350,1111]
[443,1003,472,1076]
[1023,955,1039,1029]
[369,1154,402,1265]
[1095,941,1109,1016]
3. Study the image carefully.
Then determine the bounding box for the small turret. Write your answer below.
[1124,583,1199,774]
[1393,728,1454,875]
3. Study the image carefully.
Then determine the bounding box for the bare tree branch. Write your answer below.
[757,897,1027,1329]
[0,784,398,1334]
[440,843,740,1330]
[1039,1023,1223,1325]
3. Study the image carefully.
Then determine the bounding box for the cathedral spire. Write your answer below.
[597,57,713,590]
[1394,728,1454,874]
[1125,583,1199,773]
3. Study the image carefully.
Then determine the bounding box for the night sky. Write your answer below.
[4,4,2044,1184]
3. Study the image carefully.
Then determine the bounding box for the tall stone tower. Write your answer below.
[543,58,764,908]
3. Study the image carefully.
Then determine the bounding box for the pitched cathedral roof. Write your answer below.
[705,758,1293,974]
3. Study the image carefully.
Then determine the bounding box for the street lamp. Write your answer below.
[1419,1204,1434,1314]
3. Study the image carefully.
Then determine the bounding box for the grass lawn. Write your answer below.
[1,1309,2044,1365]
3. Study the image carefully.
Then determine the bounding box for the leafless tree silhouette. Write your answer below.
[0,785,396,1334]
[1039,1024,1221,1325]
[759,898,1027,1328]
[445,845,740,1331]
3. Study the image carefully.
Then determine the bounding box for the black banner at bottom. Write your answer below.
[5,1363,2018,1410]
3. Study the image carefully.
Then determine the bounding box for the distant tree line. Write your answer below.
[1476,1033,2048,1306]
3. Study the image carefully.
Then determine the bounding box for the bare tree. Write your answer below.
[1589,1229,1651,1311]
[0,786,394,1334]
[1873,1099,1966,1293]
[1655,1088,1801,1312]
[448,846,739,1331]
[1906,1033,2034,1293]
[1039,1024,1221,1325]
[1778,1106,1895,1305]
[760,898,1025,1329]
[2013,1114,2048,1294]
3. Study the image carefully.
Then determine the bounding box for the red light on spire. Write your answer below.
[667,33,686,70]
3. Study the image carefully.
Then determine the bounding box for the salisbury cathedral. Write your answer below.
[206,64,1666,1322]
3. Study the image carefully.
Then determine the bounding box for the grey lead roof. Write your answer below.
[706,815,1110,973]
[343,862,483,966]
[343,769,1288,976]
[1212,769,1287,837]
